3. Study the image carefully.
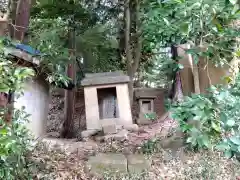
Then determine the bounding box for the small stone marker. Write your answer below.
[127,154,151,174]
[87,153,128,174]
[103,123,117,134]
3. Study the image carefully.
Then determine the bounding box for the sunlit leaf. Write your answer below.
[163,18,170,26]
[215,142,230,151]
[226,119,235,127]
[230,136,240,145]
[229,0,238,5]
[211,121,221,132]
[202,135,210,148]
[224,150,233,158]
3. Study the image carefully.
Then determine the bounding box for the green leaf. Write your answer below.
[212,18,223,32]
[193,116,201,121]
[232,4,240,14]
[178,64,184,69]
[215,143,230,151]
[0,128,8,135]
[180,23,189,34]
[224,150,233,158]
[226,119,235,127]
[202,135,210,148]
[235,50,240,57]
[229,136,240,145]
[163,18,170,26]
[174,0,185,3]
[186,137,193,143]
[211,121,221,132]
[0,84,10,93]
[229,0,238,4]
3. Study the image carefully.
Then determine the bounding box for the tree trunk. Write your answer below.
[13,0,31,41]
[124,0,133,104]
[124,0,142,105]
[0,0,10,36]
[188,48,200,94]
[61,22,76,138]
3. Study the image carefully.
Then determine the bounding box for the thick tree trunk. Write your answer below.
[61,25,76,138]
[124,0,142,105]
[124,0,133,104]
[13,0,31,41]
[0,0,10,36]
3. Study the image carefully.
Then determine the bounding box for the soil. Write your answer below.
[33,117,240,180]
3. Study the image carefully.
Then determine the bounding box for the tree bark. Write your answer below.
[188,45,200,94]
[0,0,10,36]
[61,17,76,138]
[124,0,142,105]
[13,0,31,41]
[124,0,133,103]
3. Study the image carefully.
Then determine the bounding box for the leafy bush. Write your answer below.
[171,93,222,149]
[171,76,240,159]
[0,108,34,180]
[0,38,35,179]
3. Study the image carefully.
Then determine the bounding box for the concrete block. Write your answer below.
[103,124,117,134]
[87,153,127,174]
[127,154,151,174]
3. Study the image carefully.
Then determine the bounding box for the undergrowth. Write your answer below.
[171,74,240,159]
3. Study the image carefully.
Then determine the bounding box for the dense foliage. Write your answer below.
[171,76,240,157]
[159,0,240,160]
[0,38,35,179]
[29,0,121,83]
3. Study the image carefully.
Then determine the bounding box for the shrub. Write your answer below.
[0,38,35,179]
[171,75,240,159]
[0,108,34,180]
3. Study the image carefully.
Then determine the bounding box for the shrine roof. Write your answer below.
[81,71,130,86]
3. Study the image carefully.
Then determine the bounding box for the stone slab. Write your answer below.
[103,124,117,134]
[81,71,130,86]
[85,71,124,78]
[81,129,99,138]
[81,76,130,86]
[104,129,128,142]
[87,153,127,174]
[127,154,151,174]
[135,88,167,99]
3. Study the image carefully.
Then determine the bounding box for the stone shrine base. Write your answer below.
[87,153,151,175]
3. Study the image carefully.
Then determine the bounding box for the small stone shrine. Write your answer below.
[135,88,161,125]
[81,71,133,134]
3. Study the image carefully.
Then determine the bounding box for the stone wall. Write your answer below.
[15,76,50,138]
[47,87,167,136]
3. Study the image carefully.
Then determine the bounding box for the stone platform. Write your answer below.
[87,153,151,175]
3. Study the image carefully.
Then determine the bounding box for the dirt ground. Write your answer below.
[32,118,240,180]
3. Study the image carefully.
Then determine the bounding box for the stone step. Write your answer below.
[87,153,151,176]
